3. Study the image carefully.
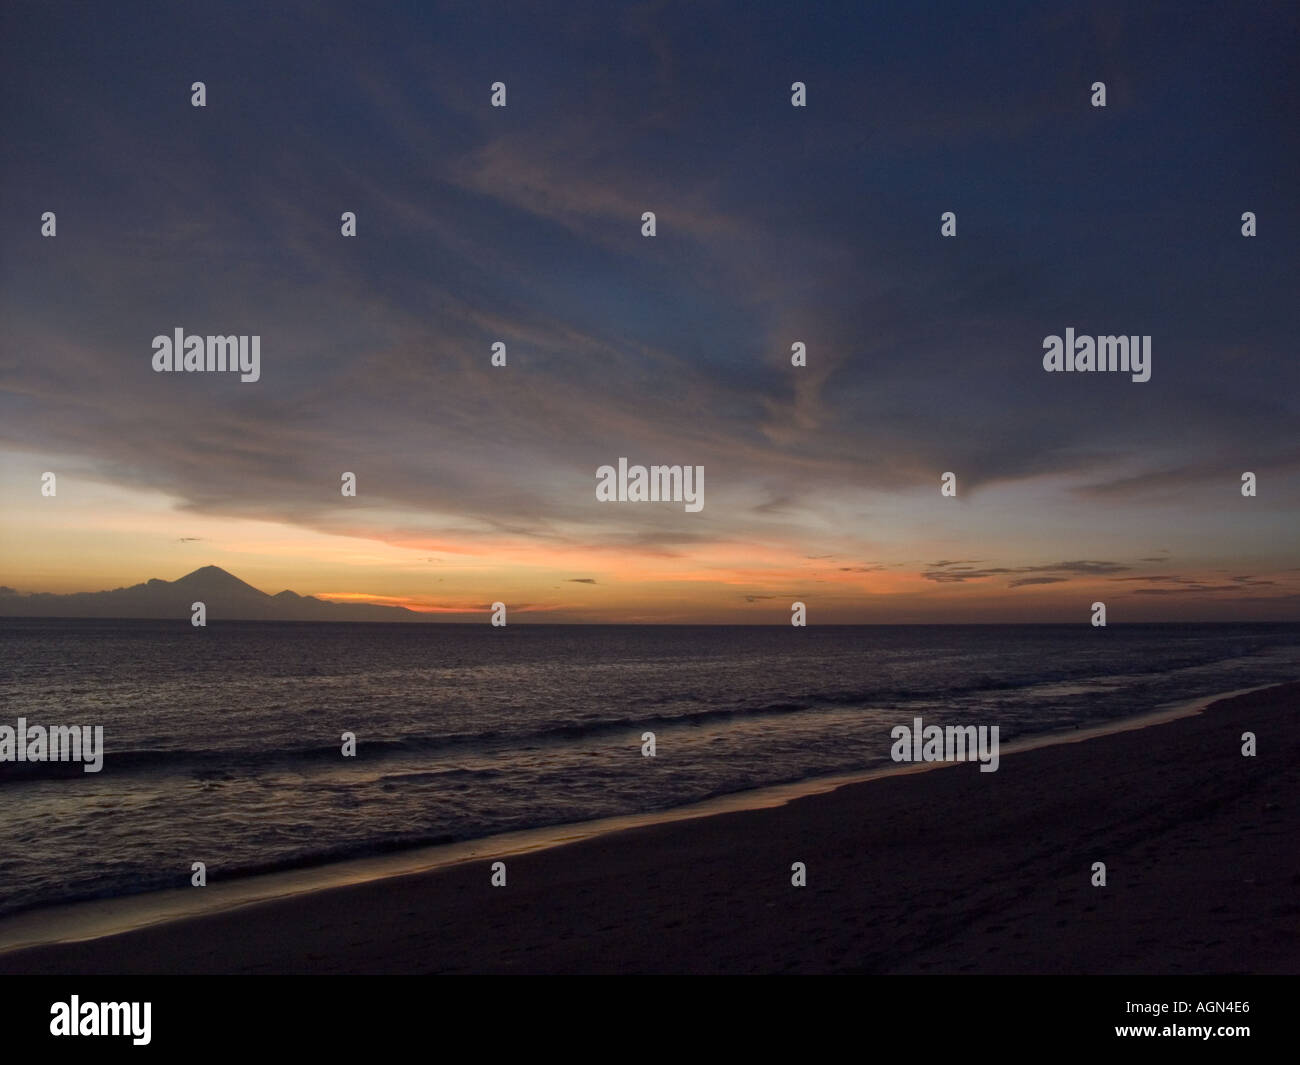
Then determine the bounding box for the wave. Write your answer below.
[2,642,1285,786]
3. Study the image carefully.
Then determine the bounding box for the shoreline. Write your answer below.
[0,682,1281,959]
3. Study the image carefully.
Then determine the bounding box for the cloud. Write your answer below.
[1132,586,1241,595]
[566,578,597,584]
[924,560,1132,584]
[1047,562,1134,575]
[1076,446,1300,503]
[1110,574,1276,589]
[925,567,1014,583]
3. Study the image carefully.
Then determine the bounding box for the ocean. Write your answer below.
[1,619,1298,918]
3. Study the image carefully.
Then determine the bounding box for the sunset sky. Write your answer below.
[2,0,1297,622]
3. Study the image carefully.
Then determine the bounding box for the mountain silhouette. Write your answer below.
[172,564,266,596]
[0,566,427,622]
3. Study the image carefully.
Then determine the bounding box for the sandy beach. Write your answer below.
[2,682,1296,975]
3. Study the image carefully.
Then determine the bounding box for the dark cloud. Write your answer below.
[1044,562,1133,575]
[1133,586,1245,595]
[925,567,1015,584]
[925,560,1132,584]
[1111,574,1275,589]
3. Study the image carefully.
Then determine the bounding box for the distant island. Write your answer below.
[0,566,429,622]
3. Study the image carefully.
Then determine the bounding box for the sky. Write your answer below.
[1,0,1297,623]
